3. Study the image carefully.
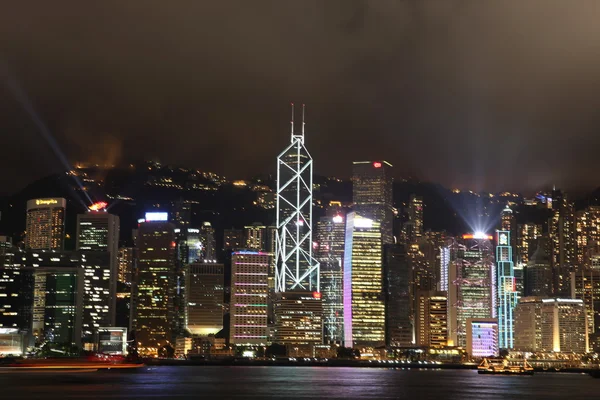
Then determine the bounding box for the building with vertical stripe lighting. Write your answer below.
[496,229,518,349]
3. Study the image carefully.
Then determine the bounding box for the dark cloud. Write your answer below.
[1,0,600,195]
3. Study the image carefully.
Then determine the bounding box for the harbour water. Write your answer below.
[0,366,596,399]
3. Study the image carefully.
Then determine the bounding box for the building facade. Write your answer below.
[514,297,588,353]
[343,213,385,347]
[229,251,269,345]
[131,215,176,357]
[496,229,518,349]
[25,198,66,250]
[352,161,394,245]
[185,262,224,336]
[448,234,495,348]
[315,214,345,344]
[466,318,499,358]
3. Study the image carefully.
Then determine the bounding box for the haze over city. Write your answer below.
[2,1,600,195]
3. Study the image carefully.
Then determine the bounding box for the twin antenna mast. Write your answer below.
[290,102,305,143]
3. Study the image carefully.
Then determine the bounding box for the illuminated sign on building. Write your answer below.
[145,212,168,222]
[35,199,59,206]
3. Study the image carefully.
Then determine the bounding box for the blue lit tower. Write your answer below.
[496,228,518,349]
[275,104,319,293]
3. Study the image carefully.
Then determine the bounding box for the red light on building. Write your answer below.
[312,291,321,299]
[373,162,382,168]
[88,201,108,211]
[171,241,177,248]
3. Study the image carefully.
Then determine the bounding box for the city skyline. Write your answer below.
[3,2,600,196]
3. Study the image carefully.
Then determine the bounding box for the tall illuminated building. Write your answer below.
[401,195,423,245]
[275,105,319,293]
[448,233,495,348]
[131,212,176,357]
[185,261,224,336]
[200,222,217,261]
[243,223,267,250]
[25,198,66,250]
[32,266,84,346]
[315,214,345,343]
[352,161,394,245]
[525,237,553,297]
[230,251,269,345]
[384,244,412,346]
[576,206,600,267]
[571,269,600,350]
[549,189,577,296]
[517,223,543,266]
[496,230,518,349]
[343,213,385,347]
[0,240,34,333]
[76,203,120,328]
[118,247,134,285]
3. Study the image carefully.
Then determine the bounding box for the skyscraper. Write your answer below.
[200,222,217,261]
[185,262,224,336]
[76,206,120,327]
[343,213,385,347]
[384,244,412,347]
[525,238,553,297]
[275,105,319,293]
[549,189,577,296]
[0,240,34,333]
[496,229,518,349]
[402,195,423,245]
[131,213,176,357]
[230,251,269,345]
[243,223,267,251]
[448,234,495,347]
[352,161,394,245]
[25,198,66,250]
[571,269,600,350]
[315,214,346,343]
[32,266,84,346]
[516,223,543,267]
[118,247,134,285]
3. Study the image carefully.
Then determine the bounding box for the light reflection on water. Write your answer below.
[0,367,595,399]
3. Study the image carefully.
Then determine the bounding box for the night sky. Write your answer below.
[2,1,600,196]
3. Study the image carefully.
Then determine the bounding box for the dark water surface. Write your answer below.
[1,366,596,399]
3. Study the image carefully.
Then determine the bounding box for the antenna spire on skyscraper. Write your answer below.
[302,104,305,136]
[290,102,295,140]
